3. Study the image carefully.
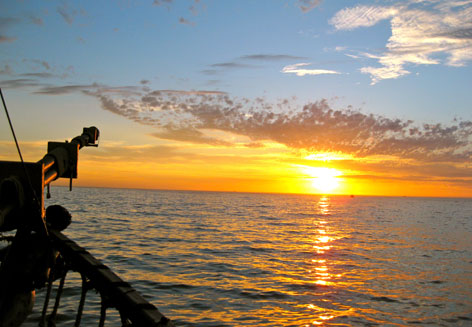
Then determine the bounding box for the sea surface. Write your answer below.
[20,187,472,326]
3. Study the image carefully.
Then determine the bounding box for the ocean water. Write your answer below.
[20,187,472,326]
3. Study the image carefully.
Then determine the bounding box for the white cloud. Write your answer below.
[345,53,361,59]
[281,63,341,76]
[360,64,410,85]
[331,1,472,83]
[330,5,397,30]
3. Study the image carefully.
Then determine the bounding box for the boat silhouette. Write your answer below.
[0,89,173,326]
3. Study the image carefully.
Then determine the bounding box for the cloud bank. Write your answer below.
[1,71,470,184]
[80,87,472,167]
[3,76,468,167]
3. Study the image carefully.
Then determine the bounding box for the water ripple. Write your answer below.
[20,189,472,326]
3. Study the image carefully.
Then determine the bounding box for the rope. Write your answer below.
[40,267,55,327]
[48,269,68,325]
[74,274,89,327]
[98,301,107,327]
[0,88,43,222]
[120,311,132,326]
[0,88,25,165]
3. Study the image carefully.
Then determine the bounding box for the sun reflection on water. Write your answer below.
[309,196,341,324]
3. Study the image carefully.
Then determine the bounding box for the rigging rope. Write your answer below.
[0,88,43,230]
[0,88,25,165]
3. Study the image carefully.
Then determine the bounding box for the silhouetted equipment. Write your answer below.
[0,127,99,233]
[0,127,174,326]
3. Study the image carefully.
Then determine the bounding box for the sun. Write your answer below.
[302,167,342,194]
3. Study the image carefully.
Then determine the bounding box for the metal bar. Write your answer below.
[44,169,58,186]
[41,155,55,172]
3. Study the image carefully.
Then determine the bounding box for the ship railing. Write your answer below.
[39,230,173,327]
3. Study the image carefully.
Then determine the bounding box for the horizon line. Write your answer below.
[49,184,472,200]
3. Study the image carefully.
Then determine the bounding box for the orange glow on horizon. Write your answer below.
[6,141,467,198]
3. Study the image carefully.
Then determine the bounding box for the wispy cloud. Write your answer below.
[0,36,16,43]
[153,0,203,26]
[29,15,44,26]
[0,17,19,28]
[201,53,300,75]
[210,62,255,69]
[330,5,396,30]
[240,54,308,61]
[35,84,100,95]
[0,59,75,82]
[281,63,341,76]
[203,54,309,76]
[57,2,76,25]
[151,128,232,146]
[0,17,20,43]
[20,72,55,78]
[57,1,86,25]
[179,17,195,26]
[153,0,173,6]
[297,0,323,13]
[331,1,472,84]
[0,78,42,89]
[0,65,12,75]
[27,59,51,71]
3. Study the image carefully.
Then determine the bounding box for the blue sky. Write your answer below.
[1,0,471,196]
[2,1,471,121]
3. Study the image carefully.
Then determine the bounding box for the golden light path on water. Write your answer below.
[307,196,344,326]
[304,196,396,326]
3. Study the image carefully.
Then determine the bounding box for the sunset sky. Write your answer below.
[1,0,471,197]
